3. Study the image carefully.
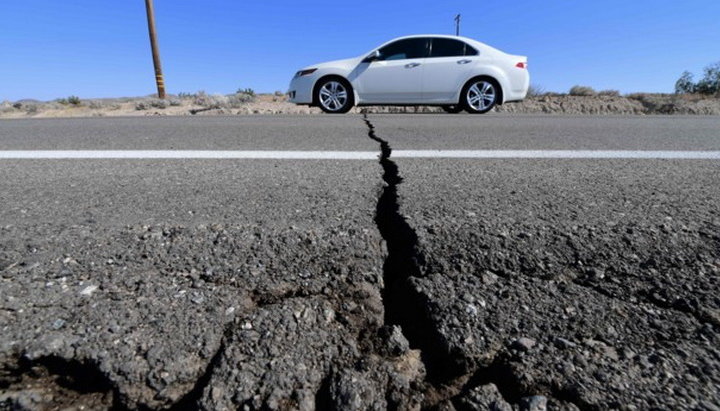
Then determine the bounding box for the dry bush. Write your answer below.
[88,100,105,109]
[1,101,16,113]
[25,105,38,114]
[569,86,597,96]
[625,93,679,113]
[193,92,252,109]
[526,84,546,97]
[135,99,170,110]
[598,89,620,97]
[229,92,255,107]
[150,99,169,109]
[236,88,255,97]
[274,90,285,97]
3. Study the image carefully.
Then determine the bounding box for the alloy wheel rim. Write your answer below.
[319,81,348,111]
[467,81,496,111]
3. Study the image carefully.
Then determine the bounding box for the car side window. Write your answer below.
[378,38,429,61]
[464,44,479,56]
[429,38,466,58]
[429,38,479,58]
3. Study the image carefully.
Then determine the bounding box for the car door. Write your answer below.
[422,38,479,103]
[352,38,428,104]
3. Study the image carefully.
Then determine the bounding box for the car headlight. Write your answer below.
[296,69,317,77]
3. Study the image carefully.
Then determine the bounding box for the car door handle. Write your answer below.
[457,59,472,64]
[405,62,421,68]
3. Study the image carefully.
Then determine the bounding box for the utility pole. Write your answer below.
[455,14,461,36]
[144,0,166,99]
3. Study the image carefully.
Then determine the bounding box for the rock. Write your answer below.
[79,284,98,296]
[554,337,577,349]
[455,383,512,411]
[51,319,65,330]
[512,337,537,352]
[386,325,410,356]
[520,395,548,411]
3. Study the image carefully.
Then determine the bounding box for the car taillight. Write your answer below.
[516,62,527,69]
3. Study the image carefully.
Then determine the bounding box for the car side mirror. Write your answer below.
[363,50,381,63]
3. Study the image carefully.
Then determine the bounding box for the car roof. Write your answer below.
[377,34,503,55]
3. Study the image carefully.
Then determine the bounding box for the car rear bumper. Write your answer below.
[287,76,314,105]
[504,70,530,102]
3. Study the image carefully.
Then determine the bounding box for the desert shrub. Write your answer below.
[67,95,81,106]
[193,92,229,109]
[569,86,597,96]
[135,101,150,110]
[168,98,182,106]
[88,100,105,109]
[598,89,620,97]
[13,102,23,109]
[1,101,16,113]
[676,62,720,95]
[193,91,210,106]
[274,90,285,97]
[526,84,545,97]
[696,62,720,95]
[228,93,254,108]
[25,105,38,114]
[625,93,678,113]
[177,92,195,99]
[149,99,168,109]
[236,87,255,97]
[675,71,696,94]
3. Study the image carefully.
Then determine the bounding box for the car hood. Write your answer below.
[303,57,363,71]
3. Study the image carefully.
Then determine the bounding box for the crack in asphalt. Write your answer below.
[363,113,510,406]
[168,327,229,410]
[0,355,123,410]
[361,113,594,409]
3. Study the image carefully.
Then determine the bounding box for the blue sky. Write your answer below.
[1,0,719,101]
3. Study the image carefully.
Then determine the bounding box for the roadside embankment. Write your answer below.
[2,93,719,118]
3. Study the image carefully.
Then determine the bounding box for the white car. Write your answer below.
[288,35,529,114]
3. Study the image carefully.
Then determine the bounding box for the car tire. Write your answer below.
[315,77,354,114]
[461,78,500,114]
[441,105,463,114]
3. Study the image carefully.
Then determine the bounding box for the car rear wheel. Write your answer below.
[315,78,354,114]
[441,105,463,113]
[461,79,499,114]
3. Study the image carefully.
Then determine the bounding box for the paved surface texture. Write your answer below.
[1,114,719,410]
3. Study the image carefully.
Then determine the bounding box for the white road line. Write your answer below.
[0,150,378,160]
[392,150,720,159]
[0,150,719,160]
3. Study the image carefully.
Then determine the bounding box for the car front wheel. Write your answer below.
[315,78,354,114]
[461,79,499,114]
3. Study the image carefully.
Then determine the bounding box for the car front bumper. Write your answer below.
[287,75,315,105]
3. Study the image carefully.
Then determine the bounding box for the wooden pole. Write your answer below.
[455,14,461,36]
[145,0,166,99]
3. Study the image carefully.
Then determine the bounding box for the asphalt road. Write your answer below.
[1,114,718,410]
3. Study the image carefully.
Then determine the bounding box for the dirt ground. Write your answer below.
[2,93,719,119]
